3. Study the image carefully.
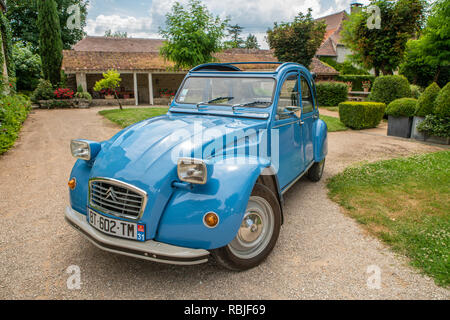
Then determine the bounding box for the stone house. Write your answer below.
[62,37,338,106]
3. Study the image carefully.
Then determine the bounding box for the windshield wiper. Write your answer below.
[197,96,234,108]
[233,101,272,108]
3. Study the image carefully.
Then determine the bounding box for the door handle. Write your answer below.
[300,121,305,125]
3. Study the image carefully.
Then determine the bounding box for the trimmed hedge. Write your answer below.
[415,83,440,117]
[369,75,411,105]
[434,82,450,118]
[338,101,386,130]
[316,82,348,106]
[386,98,418,118]
[337,75,375,91]
[0,95,31,155]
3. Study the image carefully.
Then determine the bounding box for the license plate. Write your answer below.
[88,209,145,242]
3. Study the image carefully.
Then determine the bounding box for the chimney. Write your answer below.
[350,2,363,14]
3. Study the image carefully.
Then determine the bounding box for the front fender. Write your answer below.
[155,157,271,250]
[69,159,91,215]
[313,119,328,162]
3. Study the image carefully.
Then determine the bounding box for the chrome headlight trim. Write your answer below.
[70,139,91,161]
[177,158,208,185]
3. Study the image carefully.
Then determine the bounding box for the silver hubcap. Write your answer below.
[228,196,274,259]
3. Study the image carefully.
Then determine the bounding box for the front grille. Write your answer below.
[89,179,147,219]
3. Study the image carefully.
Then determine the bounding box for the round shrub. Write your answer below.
[75,92,92,101]
[386,98,417,118]
[31,79,54,102]
[315,82,348,106]
[410,85,423,99]
[338,101,386,130]
[369,75,411,105]
[434,82,450,118]
[415,83,440,117]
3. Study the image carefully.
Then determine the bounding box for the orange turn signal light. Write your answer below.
[68,178,77,190]
[204,212,219,228]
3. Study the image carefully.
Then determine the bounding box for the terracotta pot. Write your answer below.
[105,95,114,100]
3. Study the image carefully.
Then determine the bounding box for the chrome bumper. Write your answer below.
[65,206,209,265]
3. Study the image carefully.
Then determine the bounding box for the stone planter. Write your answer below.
[76,99,91,109]
[105,95,114,100]
[424,134,450,145]
[387,116,413,138]
[411,116,426,141]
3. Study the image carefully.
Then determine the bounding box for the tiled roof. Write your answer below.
[315,10,348,57]
[62,38,338,75]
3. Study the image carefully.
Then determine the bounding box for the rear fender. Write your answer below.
[313,119,328,162]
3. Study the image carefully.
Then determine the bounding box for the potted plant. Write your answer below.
[74,92,92,108]
[386,98,418,138]
[417,82,450,145]
[412,83,440,141]
[362,81,371,93]
[94,70,123,110]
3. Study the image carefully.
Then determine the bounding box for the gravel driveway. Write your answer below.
[0,107,448,300]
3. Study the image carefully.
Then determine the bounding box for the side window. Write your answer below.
[300,76,314,114]
[277,73,299,120]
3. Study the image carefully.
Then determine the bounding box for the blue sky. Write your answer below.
[86,0,371,48]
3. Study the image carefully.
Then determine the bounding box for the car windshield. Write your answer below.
[176,77,276,108]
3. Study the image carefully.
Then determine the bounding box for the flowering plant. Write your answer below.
[100,89,117,96]
[159,88,175,97]
[54,88,74,99]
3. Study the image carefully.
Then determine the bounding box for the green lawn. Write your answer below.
[327,151,450,286]
[320,115,348,132]
[99,107,348,133]
[99,107,169,128]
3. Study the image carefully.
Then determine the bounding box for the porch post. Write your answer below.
[75,72,87,92]
[133,72,138,106]
[148,73,154,105]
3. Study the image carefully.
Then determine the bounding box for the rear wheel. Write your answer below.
[307,159,326,182]
[212,183,281,271]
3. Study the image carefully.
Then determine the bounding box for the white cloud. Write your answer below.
[86,0,372,46]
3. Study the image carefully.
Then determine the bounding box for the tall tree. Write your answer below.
[341,0,426,76]
[12,43,42,91]
[267,8,326,67]
[7,0,88,51]
[159,0,228,70]
[104,30,128,38]
[37,0,63,85]
[225,24,244,48]
[244,34,260,49]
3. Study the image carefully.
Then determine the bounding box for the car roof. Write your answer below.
[188,62,314,79]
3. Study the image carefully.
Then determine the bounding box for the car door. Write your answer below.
[300,74,317,167]
[272,72,304,189]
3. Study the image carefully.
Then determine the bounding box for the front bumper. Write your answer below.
[65,206,210,265]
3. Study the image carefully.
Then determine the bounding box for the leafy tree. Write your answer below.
[6,0,89,51]
[94,69,123,110]
[37,0,64,86]
[267,8,326,68]
[244,34,259,49]
[104,30,128,38]
[159,0,228,70]
[400,0,450,87]
[341,0,426,76]
[225,24,244,48]
[12,43,42,91]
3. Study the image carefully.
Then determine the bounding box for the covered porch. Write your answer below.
[68,71,186,106]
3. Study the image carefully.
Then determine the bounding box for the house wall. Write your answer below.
[153,74,185,98]
[336,45,352,63]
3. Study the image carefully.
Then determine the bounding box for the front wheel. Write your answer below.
[211,183,281,271]
[307,159,326,182]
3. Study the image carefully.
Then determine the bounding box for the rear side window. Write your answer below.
[300,77,314,114]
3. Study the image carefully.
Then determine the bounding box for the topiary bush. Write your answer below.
[386,98,418,118]
[75,92,92,101]
[338,101,386,130]
[434,82,450,118]
[316,82,348,106]
[415,83,440,117]
[369,75,411,105]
